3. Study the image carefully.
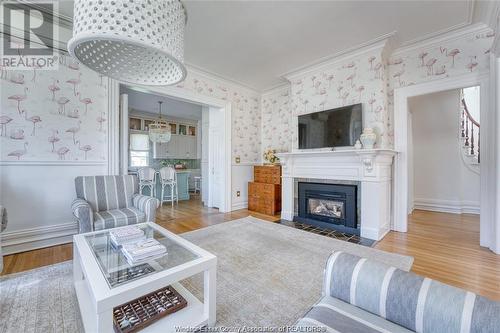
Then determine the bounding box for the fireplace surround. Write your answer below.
[276,149,396,241]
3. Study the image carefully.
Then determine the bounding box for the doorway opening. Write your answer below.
[118,84,232,215]
[393,72,494,252]
[407,87,480,241]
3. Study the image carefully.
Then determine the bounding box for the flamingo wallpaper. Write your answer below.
[260,28,494,153]
[0,53,108,162]
[174,70,262,163]
[262,86,293,152]
[385,28,494,145]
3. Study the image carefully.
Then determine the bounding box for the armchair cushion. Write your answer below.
[132,194,160,222]
[93,207,145,231]
[71,198,93,233]
[75,175,138,211]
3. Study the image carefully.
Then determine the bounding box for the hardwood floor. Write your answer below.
[0,197,279,276]
[375,210,500,300]
[2,202,499,301]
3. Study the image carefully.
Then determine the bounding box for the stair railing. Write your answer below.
[461,98,480,163]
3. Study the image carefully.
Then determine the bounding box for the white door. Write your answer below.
[208,127,224,208]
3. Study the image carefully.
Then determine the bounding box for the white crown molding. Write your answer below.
[261,83,291,97]
[391,23,492,56]
[185,62,261,95]
[281,31,397,82]
[261,80,292,93]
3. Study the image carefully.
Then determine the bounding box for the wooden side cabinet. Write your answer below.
[248,165,281,216]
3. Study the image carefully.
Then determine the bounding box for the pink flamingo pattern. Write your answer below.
[57,146,70,160]
[9,73,25,85]
[57,96,70,114]
[66,73,82,96]
[8,142,28,160]
[66,120,82,144]
[0,116,13,136]
[10,129,25,140]
[97,113,106,131]
[77,93,92,114]
[2,53,108,162]
[76,140,92,160]
[23,109,42,136]
[8,87,28,114]
[48,130,60,152]
[48,79,60,101]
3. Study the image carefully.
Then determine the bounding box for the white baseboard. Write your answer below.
[413,198,480,215]
[231,201,248,210]
[1,222,77,255]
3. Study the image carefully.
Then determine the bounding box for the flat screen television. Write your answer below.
[298,103,362,149]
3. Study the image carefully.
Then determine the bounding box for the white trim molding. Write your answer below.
[393,71,496,252]
[231,201,248,211]
[1,222,77,255]
[413,198,480,215]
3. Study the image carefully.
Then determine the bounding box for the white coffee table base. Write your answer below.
[73,223,216,333]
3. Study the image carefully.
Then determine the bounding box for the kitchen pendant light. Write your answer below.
[68,0,187,86]
[149,101,171,143]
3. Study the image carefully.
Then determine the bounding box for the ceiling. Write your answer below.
[58,0,490,91]
[120,86,203,120]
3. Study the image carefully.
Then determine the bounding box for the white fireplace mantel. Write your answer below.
[276,149,397,241]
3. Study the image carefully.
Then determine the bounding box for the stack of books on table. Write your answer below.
[109,226,146,248]
[121,238,167,265]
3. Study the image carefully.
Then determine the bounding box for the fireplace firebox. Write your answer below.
[294,182,358,235]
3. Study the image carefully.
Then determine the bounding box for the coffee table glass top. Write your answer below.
[84,224,199,288]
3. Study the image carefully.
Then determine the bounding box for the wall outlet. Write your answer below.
[236,191,241,197]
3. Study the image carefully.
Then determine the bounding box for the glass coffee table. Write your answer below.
[73,222,217,332]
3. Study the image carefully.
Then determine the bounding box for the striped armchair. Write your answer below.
[296,251,500,332]
[72,175,159,233]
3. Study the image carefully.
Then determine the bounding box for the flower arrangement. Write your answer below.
[263,148,280,164]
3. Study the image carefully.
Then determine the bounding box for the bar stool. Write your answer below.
[194,176,202,194]
[137,167,156,197]
[159,166,178,206]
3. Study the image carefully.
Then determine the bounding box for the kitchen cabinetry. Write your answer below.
[130,114,198,159]
[153,135,197,159]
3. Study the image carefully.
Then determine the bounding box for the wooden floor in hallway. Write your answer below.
[2,203,499,301]
[375,209,500,300]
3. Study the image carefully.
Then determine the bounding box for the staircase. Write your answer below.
[460,94,480,173]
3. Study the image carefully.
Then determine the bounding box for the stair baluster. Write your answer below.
[461,98,480,162]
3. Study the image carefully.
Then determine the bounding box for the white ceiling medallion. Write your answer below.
[149,101,172,143]
[68,0,187,86]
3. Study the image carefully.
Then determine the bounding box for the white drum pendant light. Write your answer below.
[68,0,187,86]
[149,101,171,143]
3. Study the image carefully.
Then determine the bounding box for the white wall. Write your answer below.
[410,89,480,214]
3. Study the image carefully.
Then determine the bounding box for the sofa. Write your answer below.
[72,175,159,233]
[296,251,500,333]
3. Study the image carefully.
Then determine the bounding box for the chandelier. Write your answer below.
[68,0,187,86]
[149,101,171,143]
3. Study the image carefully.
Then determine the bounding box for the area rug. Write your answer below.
[0,217,413,332]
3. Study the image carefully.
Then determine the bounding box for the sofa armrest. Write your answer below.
[132,194,159,222]
[72,198,94,233]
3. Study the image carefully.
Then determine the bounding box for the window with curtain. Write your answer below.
[130,133,150,167]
